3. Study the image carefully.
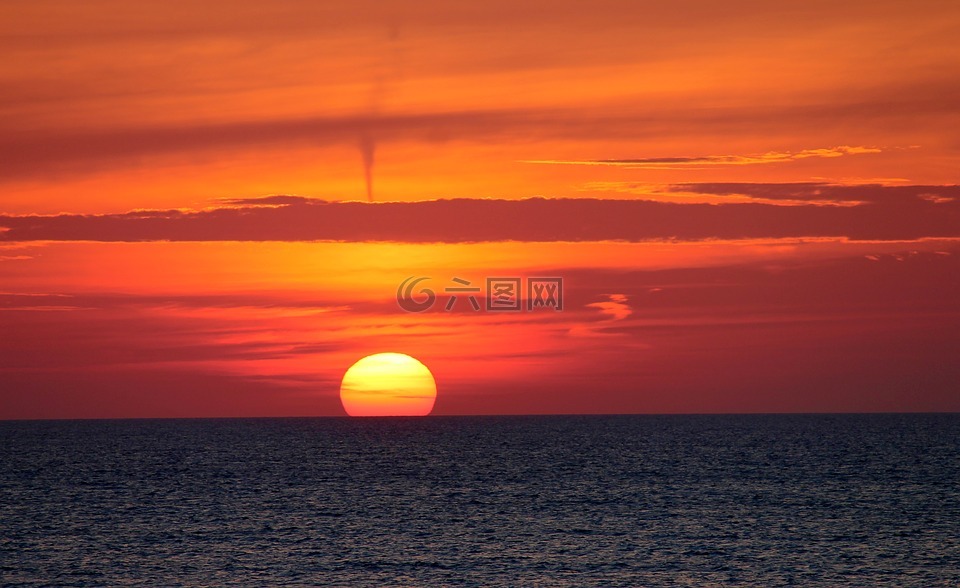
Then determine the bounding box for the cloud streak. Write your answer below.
[525,146,882,169]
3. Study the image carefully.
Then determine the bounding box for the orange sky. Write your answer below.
[3,0,959,212]
[1,1,958,418]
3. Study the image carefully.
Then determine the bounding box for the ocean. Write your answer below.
[1,414,958,586]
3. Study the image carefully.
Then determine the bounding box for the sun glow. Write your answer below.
[339,353,437,417]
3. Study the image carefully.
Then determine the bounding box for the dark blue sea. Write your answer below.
[1,415,958,586]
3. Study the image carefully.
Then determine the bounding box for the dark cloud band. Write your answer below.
[1,184,957,243]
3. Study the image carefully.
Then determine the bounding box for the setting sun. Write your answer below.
[339,353,437,417]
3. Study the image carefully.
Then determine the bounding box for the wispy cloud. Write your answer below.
[588,294,632,321]
[581,182,867,206]
[524,146,882,169]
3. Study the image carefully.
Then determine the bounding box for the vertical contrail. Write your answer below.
[359,21,400,203]
[360,133,375,203]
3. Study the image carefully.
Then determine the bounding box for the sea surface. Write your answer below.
[1,414,958,587]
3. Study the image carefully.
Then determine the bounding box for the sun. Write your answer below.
[339,353,437,417]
